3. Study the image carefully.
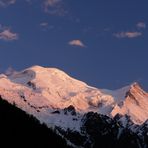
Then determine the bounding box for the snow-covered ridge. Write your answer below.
[0,65,148,130]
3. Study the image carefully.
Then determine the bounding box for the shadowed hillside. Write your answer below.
[0,97,70,148]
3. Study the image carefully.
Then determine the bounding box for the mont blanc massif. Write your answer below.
[0,65,148,148]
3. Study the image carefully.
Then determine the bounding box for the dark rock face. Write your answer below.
[80,112,148,148]
[64,105,76,116]
[57,112,148,148]
[114,113,134,127]
[27,81,36,90]
[81,112,119,148]
[136,120,148,147]
[52,110,60,114]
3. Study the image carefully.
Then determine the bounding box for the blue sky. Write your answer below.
[0,0,148,90]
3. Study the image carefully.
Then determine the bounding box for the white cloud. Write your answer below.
[0,0,16,7]
[68,40,86,47]
[114,31,142,38]
[0,29,18,41]
[136,22,146,29]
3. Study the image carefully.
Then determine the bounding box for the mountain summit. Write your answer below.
[111,82,148,124]
[0,65,148,130]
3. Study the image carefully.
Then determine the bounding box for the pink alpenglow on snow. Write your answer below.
[0,65,148,131]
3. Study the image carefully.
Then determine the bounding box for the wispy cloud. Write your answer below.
[40,22,49,27]
[44,0,61,7]
[68,40,86,47]
[0,0,16,7]
[25,0,31,3]
[136,22,146,29]
[24,0,66,16]
[114,31,142,39]
[0,29,18,41]
[40,22,54,31]
[43,0,67,16]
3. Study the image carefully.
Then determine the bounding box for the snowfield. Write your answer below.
[0,65,148,131]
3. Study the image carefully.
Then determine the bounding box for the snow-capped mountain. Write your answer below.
[0,65,148,147]
[0,65,148,131]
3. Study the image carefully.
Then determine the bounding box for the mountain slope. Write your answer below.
[0,97,69,148]
[111,83,148,124]
[0,65,148,131]
[0,65,148,147]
